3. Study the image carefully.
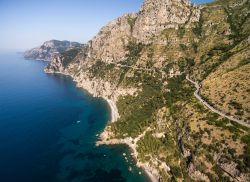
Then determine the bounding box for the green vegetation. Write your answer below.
[111,71,164,137]
[241,135,250,168]
[137,132,163,160]
[164,75,195,107]
[206,113,241,135]
[44,0,250,180]
[89,60,115,78]
[223,0,250,42]
[61,48,80,67]
[192,9,204,37]
[177,58,195,72]
[179,44,187,51]
[229,100,244,116]
[127,15,137,32]
[192,42,198,53]
[238,58,250,67]
[125,41,145,66]
[82,0,250,180]
[177,26,185,38]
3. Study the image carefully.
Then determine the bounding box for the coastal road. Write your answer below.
[186,75,250,128]
[115,63,155,72]
[107,61,250,128]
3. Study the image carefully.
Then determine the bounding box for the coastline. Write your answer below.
[45,70,159,182]
[94,96,159,182]
[96,127,160,182]
[106,99,119,123]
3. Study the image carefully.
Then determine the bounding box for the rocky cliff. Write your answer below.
[133,0,200,43]
[45,0,250,181]
[24,40,81,61]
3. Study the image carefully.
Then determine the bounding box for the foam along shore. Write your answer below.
[96,128,160,182]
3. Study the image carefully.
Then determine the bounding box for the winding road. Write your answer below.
[107,61,250,128]
[186,75,250,128]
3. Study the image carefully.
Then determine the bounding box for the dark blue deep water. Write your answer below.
[0,53,149,182]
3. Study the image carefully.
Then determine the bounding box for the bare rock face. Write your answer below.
[89,13,137,63]
[24,40,81,61]
[218,160,250,182]
[45,0,202,123]
[44,55,65,73]
[84,0,200,63]
[188,163,210,182]
[44,0,250,181]
[132,0,200,43]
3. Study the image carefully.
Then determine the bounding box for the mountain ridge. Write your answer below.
[45,0,250,181]
[24,40,81,61]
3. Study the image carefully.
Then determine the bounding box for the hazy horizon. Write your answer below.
[0,0,213,51]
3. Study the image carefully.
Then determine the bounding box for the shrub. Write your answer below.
[171,166,182,178]
[179,44,187,51]
[241,135,250,168]
[125,41,144,65]
[177,26,185,38]
[127,15,137,32]
[61,48,80,67]
[192,42,198,53]
[238,58,250,67]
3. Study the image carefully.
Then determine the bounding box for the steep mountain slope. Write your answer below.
[191,0,250,122]
[45,0,250,181]
[24,40,81,61]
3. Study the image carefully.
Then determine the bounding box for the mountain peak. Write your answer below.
[45,0,250,181]
[133,0,199,42]
[24,40,81,61]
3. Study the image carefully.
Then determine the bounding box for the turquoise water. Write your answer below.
[0,53,149,182]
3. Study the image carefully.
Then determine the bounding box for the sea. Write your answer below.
[0,52,149,182]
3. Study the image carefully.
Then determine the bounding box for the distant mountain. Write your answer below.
[24,40,81,61]
[44,0,250,181]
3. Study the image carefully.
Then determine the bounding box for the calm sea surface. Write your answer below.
[0,53,149,182]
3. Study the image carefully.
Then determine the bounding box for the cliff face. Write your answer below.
[132,0,200,43]
[45,0,250,181]
[89,13,137,63]
[24,40,81,61]
[45,0,200,65]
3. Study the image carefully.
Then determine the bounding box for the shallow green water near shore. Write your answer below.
[0,53,149,182]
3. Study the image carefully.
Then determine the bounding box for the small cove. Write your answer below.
[0,52,149,182]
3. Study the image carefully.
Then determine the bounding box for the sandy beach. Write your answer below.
[47,70,159,182]
[106,99,119,123]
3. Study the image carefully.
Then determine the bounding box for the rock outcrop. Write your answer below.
[132,0,200,43]
[44,0,250,181]
[24,40,81,61]
[76,0,200,64]
[89,13,137,63]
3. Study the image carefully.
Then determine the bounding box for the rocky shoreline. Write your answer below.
[96,128,160,182]
[24,40,81,61]
[44,68,159,182]
[40,0,250,180]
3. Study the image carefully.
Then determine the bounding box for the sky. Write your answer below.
[0,0,213,51]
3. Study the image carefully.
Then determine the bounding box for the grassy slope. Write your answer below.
[192,0,250,121]
[59,0,250,180]
[109,0,249,180]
